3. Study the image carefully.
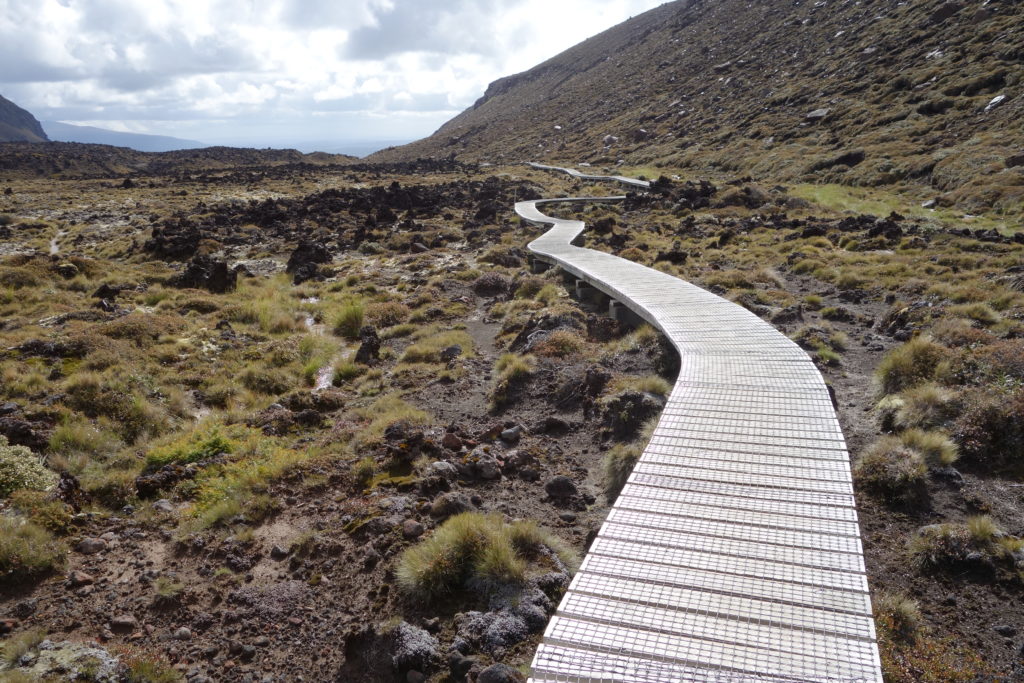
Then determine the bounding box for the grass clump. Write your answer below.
[351,457,375,489]
[354,394,431,447]
[0,435,57,497]
[395,512,576,601]
[909,516,1024,575]
[1,627,47,666]
[365,301,411,327]
[888,383,959,431]
[332,300,365,340]
[332,360,366,385]
[532,329,584,357]
[152,576,185,607]
[899,429,959,467]
[611,375,672,397]
[876,337,951,396]
[119,648,183,683]
[400,329,473,364]
[874,592,923,643]
[853,437,927,504]
[0,515,67,582]
[145,424,235,469]
[491,353,535,408]
[603,418,657,501]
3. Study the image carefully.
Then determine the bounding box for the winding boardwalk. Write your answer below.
[516,165,882,683]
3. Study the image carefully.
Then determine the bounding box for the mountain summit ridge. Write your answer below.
[372,0,1023,214]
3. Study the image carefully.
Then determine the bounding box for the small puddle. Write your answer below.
[49,230,65,256]
[301,297,337,392]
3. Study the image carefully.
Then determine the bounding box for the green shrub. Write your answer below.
[396,512,576,600]
[239,366,292,395]
[9,490,73,534]
[876,338,951,396]
[0,435,57,497]
[145,425,235,469]
[332,300,365,339]
[952,388,1024,469]
[853,437,927,503]
[0,515,67,582]
[351,457,375,489]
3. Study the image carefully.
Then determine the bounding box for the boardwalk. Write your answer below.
[515,165,882,683]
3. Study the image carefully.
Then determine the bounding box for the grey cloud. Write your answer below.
[343,0,514,59]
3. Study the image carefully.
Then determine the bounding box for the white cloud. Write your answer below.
[0,0,668,150]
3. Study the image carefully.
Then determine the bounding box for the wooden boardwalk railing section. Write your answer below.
[515,164,883,683]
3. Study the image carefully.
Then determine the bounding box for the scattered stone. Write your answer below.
[270,545,289,560]
[174,627,193,640]
[110,614,137,632]
[431,492,473,518]
[76,537,107,555]
[441,432,463,451]
[806,108,831,121]
[985,94,1008,112]
[559,512,577,523]
[402,519,425,539]
[152,499,174,513]
[439,345,462,363]
[994,625,1017,638]
[545,476,578,499]
[67,570,94,588]
[500,425,523,444]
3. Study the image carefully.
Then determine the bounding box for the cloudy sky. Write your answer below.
[0,0,666,153]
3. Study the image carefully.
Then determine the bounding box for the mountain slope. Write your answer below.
[372,0,1024,213]
[43,121,207,153]
[0,94,48,142]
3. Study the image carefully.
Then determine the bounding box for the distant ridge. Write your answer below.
[0,94,48,142]
[44,121,208,153]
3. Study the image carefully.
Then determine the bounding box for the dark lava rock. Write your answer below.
[168,254,237,293]
[355,325,381,365]
[545,475,578,499]
[286,240,332,275]
[135,463,200,498]
[430,492,473,519]
[478,663,527,683]
[0,417,49,451]
[110,614,137,632]
[145,221,201,259]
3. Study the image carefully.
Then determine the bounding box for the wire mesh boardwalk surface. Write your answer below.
[516,164,882,683]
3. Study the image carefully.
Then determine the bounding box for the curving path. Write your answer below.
[516,164,882,683]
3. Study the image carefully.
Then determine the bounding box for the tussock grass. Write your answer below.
[874,592,923,643]
[332,300,365,339]
[853,437,927,503]
[876,337,951,396]
[0,515,67,582]
[899,429,959,467]
[145,423,235,469]
[400,328,473,363]
[396,512,576,601]
[354,394,431,447]
[1,627,47,666]
[603,419,658,501]
[909,516,1024,573]
[491,353,536,408]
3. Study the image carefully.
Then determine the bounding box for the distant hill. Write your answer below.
[0,95,48,143]
[0,141,357,178]
[373,0,1024,214]
[43,121,207,153]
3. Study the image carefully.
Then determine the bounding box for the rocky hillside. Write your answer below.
[0,95,48,143]
[372,0,1024,214]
